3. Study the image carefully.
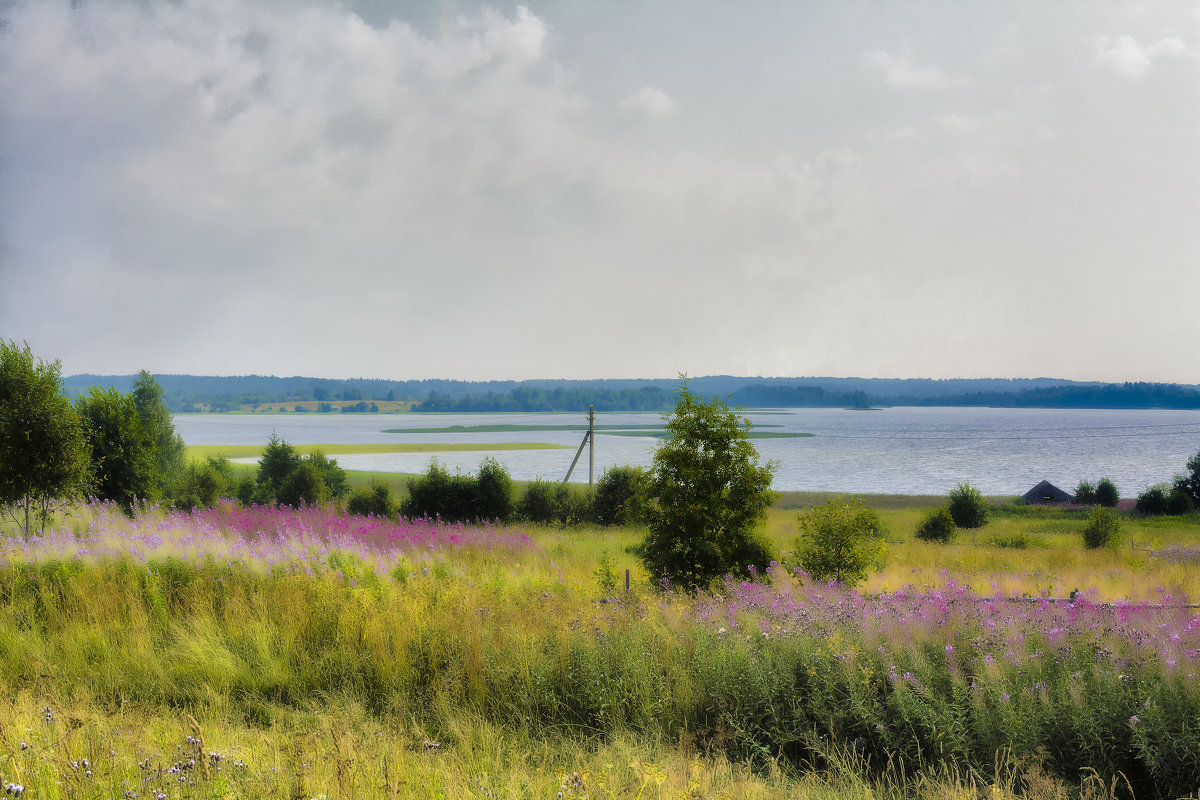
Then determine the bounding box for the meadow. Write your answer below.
[1,494,1199,799]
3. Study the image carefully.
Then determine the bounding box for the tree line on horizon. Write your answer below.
[57,373,1200,413]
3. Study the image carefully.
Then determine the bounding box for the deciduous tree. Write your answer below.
[637,382,777,591]
[0,340,90,533]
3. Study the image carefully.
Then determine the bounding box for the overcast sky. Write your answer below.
[1,1,1197,381]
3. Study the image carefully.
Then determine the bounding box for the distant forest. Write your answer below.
[61,374,1200,413]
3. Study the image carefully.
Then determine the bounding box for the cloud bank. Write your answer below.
[1,1,1197,382]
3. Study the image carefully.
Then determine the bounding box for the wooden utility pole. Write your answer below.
[563,405,596,485]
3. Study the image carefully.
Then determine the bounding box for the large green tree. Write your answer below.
[638,382,778,591]
[76,386,159,512]
[132,370,186,494]
[0,340,90,533]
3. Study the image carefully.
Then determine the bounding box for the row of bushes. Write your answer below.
[399,459,647,526]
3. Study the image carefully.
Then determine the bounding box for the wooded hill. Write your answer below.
[61,374,1200,413]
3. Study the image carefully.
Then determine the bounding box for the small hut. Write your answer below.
[1022,480,1072,505]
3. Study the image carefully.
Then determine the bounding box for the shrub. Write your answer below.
[516,479,592,526]
[276,461,329,508]
[1178,451,1200,507]
[592,464,648,526]
[989,532,1032,549]
[1073,480,1097,505]
[306,451,348,499]
[1082,506,1121,549]
[234,477,256,507]
[400,460,476,522]
[794,498,886,586]
[914,507,956,543]
[947,482,989,528]
[172,462,228,512]
[1137,484,1194,516]
[638,382,778,590]
[474,457,515,522]
[400,459,515,523]
[257,433,300,491]
[346,481,397,519]
[1095,477,1120,508]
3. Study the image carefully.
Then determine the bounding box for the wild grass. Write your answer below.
[2,500,1199,797]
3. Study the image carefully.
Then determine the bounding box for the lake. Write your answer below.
[172,407,1200,496]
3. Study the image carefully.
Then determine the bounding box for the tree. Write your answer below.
[276,460,329,508]
[0,340,90,534]
[1176,451,1200,507]
[794,498,887,586]
[947,482,989,528]
[257,433,301,494]
[347,481,397,519]
[474,457,514,522]
[76,386,158,512]
[637,382,778,591]
[914,507,956,543]
[132,370,186,495]
[1082,506,1121,549]
[1095,477,1120,508]
[1073,480,1098,505]
[306,450,347,499]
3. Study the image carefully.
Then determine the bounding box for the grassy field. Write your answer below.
[1,496,1198,798]
[185,442,570,461]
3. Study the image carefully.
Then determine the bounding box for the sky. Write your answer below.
[1,1,1197,382]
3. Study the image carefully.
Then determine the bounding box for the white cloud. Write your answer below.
[619,85,677,120]
[1093,34,1187,76]
[863,48,969,90]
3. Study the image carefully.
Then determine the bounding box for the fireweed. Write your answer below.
[0,503,1197,796]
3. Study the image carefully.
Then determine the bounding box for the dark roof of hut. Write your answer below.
[1022,480,1072,504]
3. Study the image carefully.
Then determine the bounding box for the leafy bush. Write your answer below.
[914,507,956,543]
[1082,506,1121,549]
[794,498,886,586]
[1095,477,1120,508]
[475,457,515,522]
[1073,480,1097,505]
[638,382,778,590]
[592,464,648,526]
[1137,484,1194,516]
[276,461,329,508]
[306,450,348,499]
[516,479,592,526]
[400,459,515,523]
[346,481,397,519]
[989,532,1032,549]
[947,482,989,529]
[172,461,228,512]
[400,460,476,522]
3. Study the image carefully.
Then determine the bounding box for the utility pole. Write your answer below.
[563,405,596,485]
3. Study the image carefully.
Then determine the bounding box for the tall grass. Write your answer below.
[2,501,1199,797]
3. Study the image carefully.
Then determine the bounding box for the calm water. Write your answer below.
[173,408,1200,496]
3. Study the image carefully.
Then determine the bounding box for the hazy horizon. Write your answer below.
[3,1,1197,383]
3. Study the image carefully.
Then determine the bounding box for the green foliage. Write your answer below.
[794,498,887,586]
[594,551,618,597]
[592,464,648,526]
[1095,477,1120,508]
[1177,450,1200,507]
[914,507,956,543]
[400,459,515,523]
[234,477,257,507]
[132,370,186,494]
[276,460,329,508]
[0,340,90,533]
[305,450,348,499]
[1073,480,1097,505]
[75,386,158,512]
[947,481,989,528]
[1136,484,1194,516]
[172,461,229,512]
[475,457,515,522]
[346,481,397,519]
[988,532,1032,549]
[1082,506,1122,549]
[515,479,592,526]
[256,433,300,492]
[638,382,778,591]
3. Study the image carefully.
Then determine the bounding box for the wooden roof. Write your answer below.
[1022,480,1072,504]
